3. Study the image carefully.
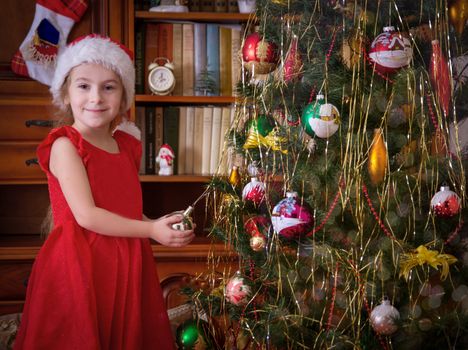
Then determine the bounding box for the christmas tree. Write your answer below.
[179,1,468,349]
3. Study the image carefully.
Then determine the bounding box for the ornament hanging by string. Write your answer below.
[430,185,461,218]
[246,114,275,136]
[448,0,468,37]
[225,273,251,305]
[250,233,267,251]
[229,166,241,188]
[282,34,303,82]
[430,40,451,117]
[244,215,270,236]
[176,318,215,350]
[301,94,340,138]
[370,298,400,336]
[242,177,266,206]
[242,31,279,76]
[368,128,388,185]
[271,191,314,239]
[368,26,412,75]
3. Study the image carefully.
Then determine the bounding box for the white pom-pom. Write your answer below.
[114,118,141,140]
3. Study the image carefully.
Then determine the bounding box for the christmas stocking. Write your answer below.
[11,0,88,86]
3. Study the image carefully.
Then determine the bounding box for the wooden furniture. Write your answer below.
[0,0,243,316]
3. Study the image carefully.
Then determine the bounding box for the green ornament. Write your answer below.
[176,319,209,349]
[301,95,324,136]
[248,114,274,136]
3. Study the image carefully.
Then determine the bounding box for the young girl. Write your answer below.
[14,34,194,350]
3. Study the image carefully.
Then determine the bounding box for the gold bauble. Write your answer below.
[250,234,266,251]
[228,166,241,187]
[449,0,468,36]
[368,128,388,185]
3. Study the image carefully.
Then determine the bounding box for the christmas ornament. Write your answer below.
[430,40,451,117]
[156,144,175,175]
[244,215,270,236]
[225,273,251,305]
[11,0,88,86]
[430,185,461,218]
[307,138,317,153]
[342,31,364,69]
[271,191,314,239]
[368,128,388,185]
[243,127,288,153]
[242,177,266,206]
[282,34,303,82]
[368,26,412,74]
[172,206,194,231]
[370,299,400,335]
[301,94,340,138]
[229,166,241,187]
[400,245,457,281]
[247,114,275,136]
[242,31,279,75]
[176,318,212,349]
[250,233,267,251]
[448,0,468,36]
[247,161,263,177]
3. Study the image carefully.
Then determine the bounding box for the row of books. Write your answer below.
[135,21,243,96]
[135,105,235,175]
[135,0,240,13]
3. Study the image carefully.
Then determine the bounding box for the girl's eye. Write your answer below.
[104,84,117,91]
[77,83,89,90]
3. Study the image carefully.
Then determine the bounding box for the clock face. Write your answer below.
[148,66,175,95]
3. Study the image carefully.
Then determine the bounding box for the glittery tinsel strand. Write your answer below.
[362,184,397,241]
[326,262,339,331]
[444,220,464,245]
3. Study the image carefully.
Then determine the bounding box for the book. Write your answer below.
[154,106,164,166]
[182,23,195,96]
[193,107,204,174]
[145,106,156,174]
[219,26,232,96]
[163,106,180,174]
[135,106,146,174]
[188,0,200,11]
[172,23,183,96]
[201,107,213,175]
[219,105,232,175]
[144,23,159,94]
[193,23,207,96]
[177,106,187,175]
[206,24,220,96]
[231,27,242,96]
[227,0,238,12]
[214,0,228,12]
[200,0,214,11]
[210,106,223,174]
[185,107,195,174]
[134,21,146,94]
[158,23,173,62]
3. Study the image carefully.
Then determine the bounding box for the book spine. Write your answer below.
[144,23,159,94]
[163,106,180,174]
[158,23,173,62]
[206,24,220,96]
[194,23,207,96]
[135,106,146,175]
[155,106,164,164]
[172,23,183,96]
[227,0,238,12]
[188,0,200,11]
[210,106,223,174]
[185,107,195,175]
[182,23,195,96]
[214,0,228,12]
[219,26,232,96]
[193,107,204,174]
[201,107,213,175]
[200,0,214,11]
[135,21,146,95]
[145,106,156,174]
[177,106,187,175]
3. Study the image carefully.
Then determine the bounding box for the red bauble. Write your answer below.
[430,40,451,117]
[242,32,279,75]
[430,185,461,218]
[368,26,412,74]
[244,215,270,236]
[242,177,266,206]
[271,191,314,239]
[283,35,303,82]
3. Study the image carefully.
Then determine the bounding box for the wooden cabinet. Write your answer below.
[0,0,242,316]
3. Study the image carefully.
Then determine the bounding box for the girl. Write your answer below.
[14,34,194,350]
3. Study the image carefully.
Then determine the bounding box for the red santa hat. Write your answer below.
[159,144,175,157]
[50,34,135,112]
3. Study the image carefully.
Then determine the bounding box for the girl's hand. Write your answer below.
[150,214,195,247]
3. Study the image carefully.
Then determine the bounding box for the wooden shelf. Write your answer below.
[135,95,236,104]
[139,175,211,182]
[135,11,253,23]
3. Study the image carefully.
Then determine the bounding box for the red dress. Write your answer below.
[14,126,174,350]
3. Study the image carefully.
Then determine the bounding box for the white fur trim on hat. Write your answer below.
[50,34,135,112]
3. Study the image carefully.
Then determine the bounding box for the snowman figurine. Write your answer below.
[156,144,175,176]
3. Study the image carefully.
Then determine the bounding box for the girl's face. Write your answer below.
[65,63,124,131]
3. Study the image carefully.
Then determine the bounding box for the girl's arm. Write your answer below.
[49,136,194,247]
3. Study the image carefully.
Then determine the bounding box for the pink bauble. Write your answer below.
[242,32,279,75]
[370,299,400,335]
[271,191,314,239]
[368,26,412,74]
[431,185,461,218]
[225,275,251,305]
[242,177,266,206]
